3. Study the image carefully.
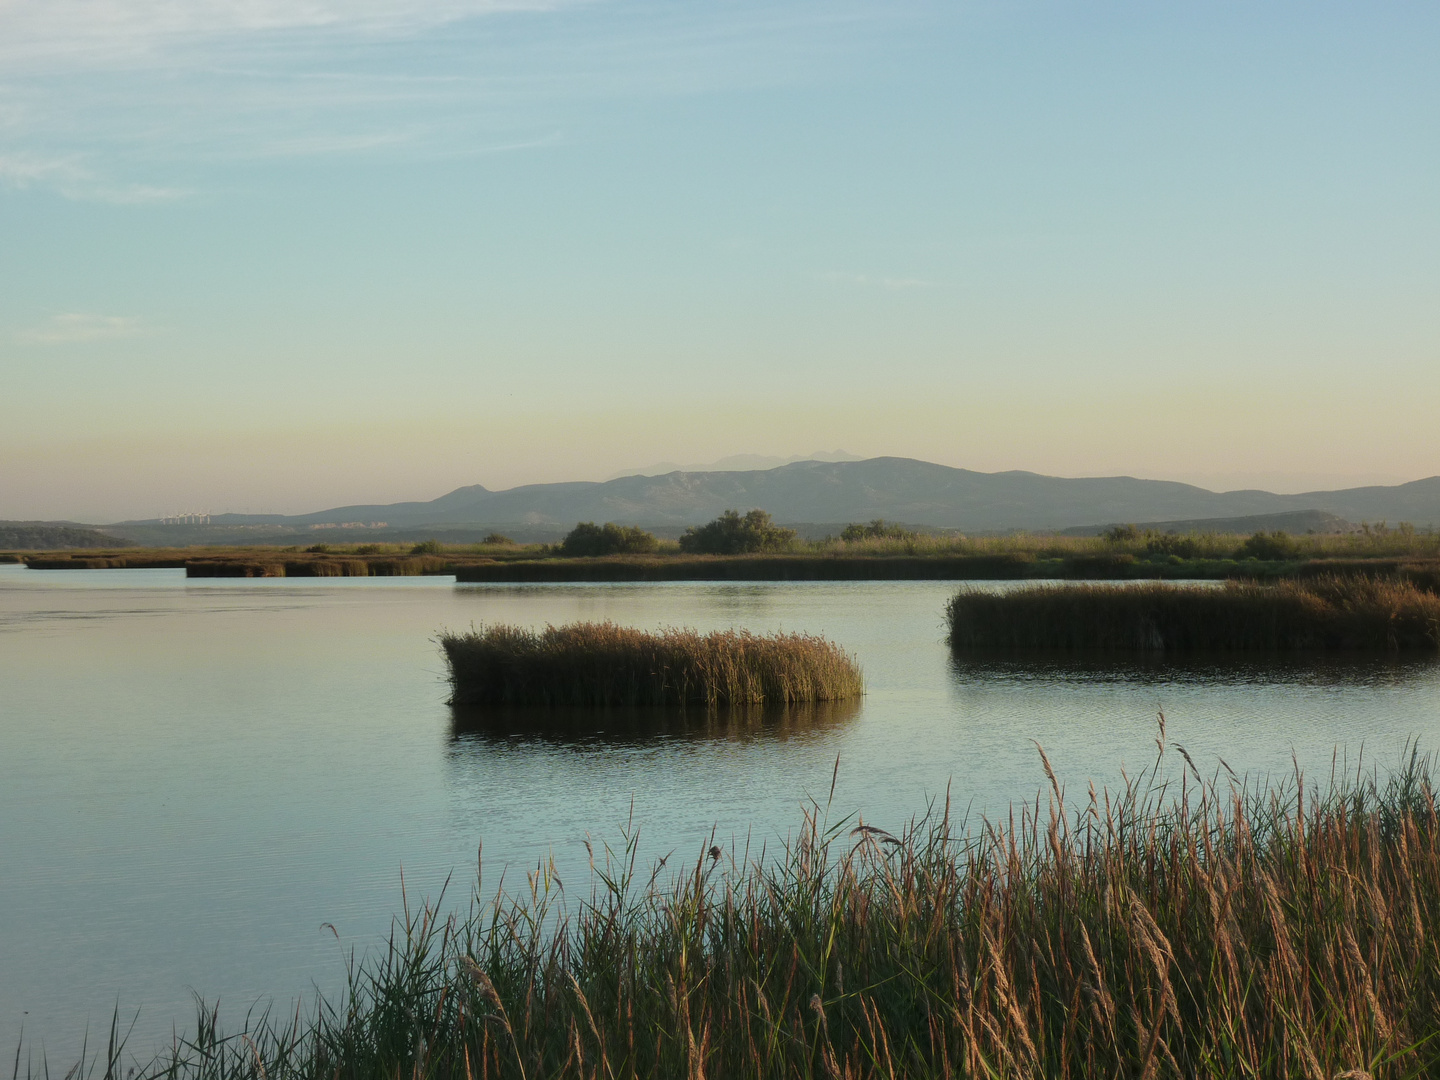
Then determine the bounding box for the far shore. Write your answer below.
[5,536,1439,585]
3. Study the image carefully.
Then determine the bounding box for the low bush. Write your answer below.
[679,509,796,555]
[1238,529,1300,560]
[559,522,658,557]
[441,621,862,706]
[410,539,444,555]
[839,518,917,542]
[1145,531,1200,558]
[481,532,513,545]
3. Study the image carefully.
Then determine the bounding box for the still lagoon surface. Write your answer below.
[3,564,1439,1060]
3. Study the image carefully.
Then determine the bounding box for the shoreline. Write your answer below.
[6,547,1440,584]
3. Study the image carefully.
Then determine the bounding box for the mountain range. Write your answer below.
[178,458,1440,534]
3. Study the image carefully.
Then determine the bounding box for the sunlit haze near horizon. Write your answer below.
[2,1,1437,522]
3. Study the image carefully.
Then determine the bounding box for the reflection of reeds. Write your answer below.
[183,556,451,577]
[440,622,864,707]
[948,576,1440,652]
[450,698,863,744]
[98,741,1440,1079]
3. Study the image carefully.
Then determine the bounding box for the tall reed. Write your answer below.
[70,739,1440,1079]
[947,576,1440,652]
[440,622,864,707]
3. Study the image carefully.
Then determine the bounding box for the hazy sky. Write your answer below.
[2,1,1437,521]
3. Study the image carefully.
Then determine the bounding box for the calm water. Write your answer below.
[3,565,1438,1060]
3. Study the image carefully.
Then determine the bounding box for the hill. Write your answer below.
[118,458,1440,535]
[0,522,133,550]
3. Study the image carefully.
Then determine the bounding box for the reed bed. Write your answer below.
[821,526,1440,561]
[947,577,1440,652]
[440,622,864,707]
[19,539,1440,585]
[64,740,1440,1080]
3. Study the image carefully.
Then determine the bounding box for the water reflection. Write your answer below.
[949,651,1440,690]
[450,697,862,747]
[453,581,782,622]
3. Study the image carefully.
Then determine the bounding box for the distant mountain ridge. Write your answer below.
[608,450,864,479]
[175,458,1440,534]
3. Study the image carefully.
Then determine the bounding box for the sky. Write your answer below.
[1,0,1437,521]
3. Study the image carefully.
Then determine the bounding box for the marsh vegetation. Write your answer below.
[560,522,659,557]
[441,622,864,707]
[947,577,1440,653]
[58,743,1440,1080]
[679,509,799,554]
[10,521,1440,583]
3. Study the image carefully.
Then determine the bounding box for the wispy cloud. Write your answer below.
[0,1,567,65]
[18,313,147,344]
[257,131,414,158]
[0,1,890,198]
[0,152,188,202]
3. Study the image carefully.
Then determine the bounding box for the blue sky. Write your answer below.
[2,1,1437,520]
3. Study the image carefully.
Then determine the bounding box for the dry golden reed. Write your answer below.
[947,576,1440,652]
[88,739,1440,1079]
[440,622,864,707]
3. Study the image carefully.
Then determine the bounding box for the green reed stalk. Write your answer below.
[60,738,1440,1079]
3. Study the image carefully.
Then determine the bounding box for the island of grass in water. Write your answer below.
[440,622,864,706]
[948,576,1440,652]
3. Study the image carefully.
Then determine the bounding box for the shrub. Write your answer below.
[1101,524,1140,543]
[840,519,917,542]
[354,544,382,555]
[1238,529,1299,560]
[560,522,659,557]
[679,509,797,555]
[410,539,444,555]
[481,532,513,545]
[304,543,331,554]
[1145,531,1200,558]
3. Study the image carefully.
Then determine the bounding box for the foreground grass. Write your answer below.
[441,623,864,706]
[947,577,1440,652]
[53,741,1440,1079]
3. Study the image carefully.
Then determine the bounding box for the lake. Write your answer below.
[2,565,1437,1061]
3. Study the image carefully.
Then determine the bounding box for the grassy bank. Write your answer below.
[947,577,1440,652]
[63,743,1440,1079]
[452,551,1440,584]
[11,538,1440,584]
[14,549,466,576]
[441,623,864,707]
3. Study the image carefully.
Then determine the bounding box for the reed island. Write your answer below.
[947,576,1440,652]
[441,622,864,706]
